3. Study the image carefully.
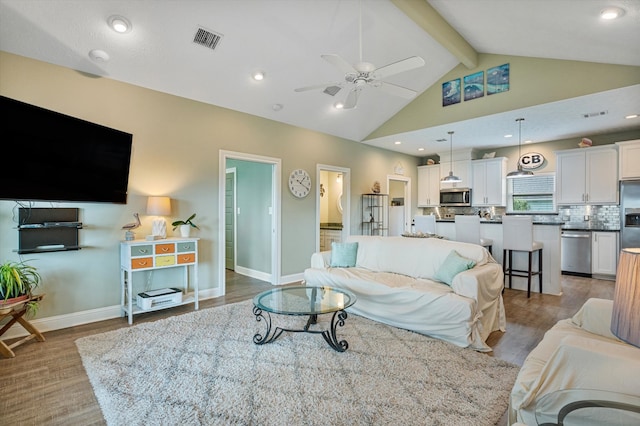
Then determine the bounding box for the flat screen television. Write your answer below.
[1,96,133,204]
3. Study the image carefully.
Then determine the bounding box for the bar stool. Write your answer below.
[454,215,493,254]
[414,215,436,234]
[502,216,543,298]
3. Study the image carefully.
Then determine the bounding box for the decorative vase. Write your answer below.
[179,224,191,237]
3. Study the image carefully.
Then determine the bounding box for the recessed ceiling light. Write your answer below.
[523,139,533,144]
[394,141,402,145]
[272,103,283,111]
[88,49,110,62]
[252,71,265,81]
[625,114,638,119]
[108,15,132,33]
[600,7,625,20]
[334,101,344,109]
[418,148,425,151]
[504,134,513,138]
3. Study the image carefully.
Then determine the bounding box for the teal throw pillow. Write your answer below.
[330,242,358,268]
[434,250,476,286]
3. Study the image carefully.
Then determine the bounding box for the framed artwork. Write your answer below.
[442,78,461,106]
[487,63,509,95]
[464,71,484,101]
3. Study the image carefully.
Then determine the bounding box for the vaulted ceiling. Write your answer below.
[1,0,638,156]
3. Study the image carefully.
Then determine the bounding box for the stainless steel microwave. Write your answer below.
[440,188,471,206]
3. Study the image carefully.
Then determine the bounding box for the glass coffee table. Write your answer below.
[252,286,356,352]
[535,389,640,425]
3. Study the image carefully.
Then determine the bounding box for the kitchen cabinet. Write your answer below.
[417,164,440,207]
[471,157,508,206]
[440,160,472,189]
[616,139,640,180]
[320,228,342,251]
[555,146,618,205]
[592,231,618,277]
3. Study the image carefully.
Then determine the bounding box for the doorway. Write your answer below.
[386,175,411,236]
[316,165,350,251]
[218,151,281,296]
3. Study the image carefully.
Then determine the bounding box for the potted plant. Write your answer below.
[0,260,42,315]
[172,213,199,237]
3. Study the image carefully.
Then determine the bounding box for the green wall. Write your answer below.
[0,51,419,320]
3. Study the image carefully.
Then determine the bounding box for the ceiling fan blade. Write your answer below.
[322,54,357,74]
[376,81,418,99]
[373,56,425,79]
[342,87,359,109]
[294,82,342,92]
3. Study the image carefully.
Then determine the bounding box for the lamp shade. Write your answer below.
[611,248,640,347]
[146,196,171,216]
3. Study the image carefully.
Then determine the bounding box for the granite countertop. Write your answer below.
[320,223,343,230]
[435,218,619,231]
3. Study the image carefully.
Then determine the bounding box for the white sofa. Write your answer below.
[303,235,506,352]
[509,298,640,425]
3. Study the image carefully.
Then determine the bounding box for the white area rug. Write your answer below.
[76,299,519,425]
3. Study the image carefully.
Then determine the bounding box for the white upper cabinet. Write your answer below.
[417,164,441,207]
[472,157,508,206]
[616,139,640,180]
[440,160,472,189]
[555,145,618,205]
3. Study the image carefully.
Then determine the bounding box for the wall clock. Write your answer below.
[288,168,311,198]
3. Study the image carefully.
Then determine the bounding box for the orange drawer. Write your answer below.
[131,257,153,269]
[155,243,175,255]
[155,255,176,267]
[177,253,195,264]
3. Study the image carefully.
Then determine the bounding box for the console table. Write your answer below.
[120,238,199,324]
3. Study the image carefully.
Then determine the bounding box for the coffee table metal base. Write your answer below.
[252,306,349,352]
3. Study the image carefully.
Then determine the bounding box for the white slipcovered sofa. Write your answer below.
[303,235,506,352]
[509,298,640,425]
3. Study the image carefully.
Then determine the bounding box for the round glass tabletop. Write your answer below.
[253,286,356,316]
[535,389,640,426]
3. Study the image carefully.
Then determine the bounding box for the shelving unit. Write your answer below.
[120,238,199,324]
[361,193,388,236]
[16,208,83,254]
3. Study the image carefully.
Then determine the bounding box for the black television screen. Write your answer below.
[1,96,133,204]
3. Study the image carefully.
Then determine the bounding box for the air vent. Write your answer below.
[582,110,608,118]
[193,27,223,50]
[323,86,341,96]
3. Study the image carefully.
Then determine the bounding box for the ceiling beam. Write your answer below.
[391,0,478,69]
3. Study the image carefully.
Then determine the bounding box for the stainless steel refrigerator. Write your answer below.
[620,180,640,249]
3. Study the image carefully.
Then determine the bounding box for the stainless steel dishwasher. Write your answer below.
[561,230,592,276]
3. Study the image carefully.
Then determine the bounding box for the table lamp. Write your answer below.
[610,248,640,348]
[146,196,171,239]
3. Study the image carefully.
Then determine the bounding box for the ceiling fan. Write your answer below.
[294,0,425,109]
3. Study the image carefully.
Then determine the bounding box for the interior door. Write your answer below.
[225,168,236,270]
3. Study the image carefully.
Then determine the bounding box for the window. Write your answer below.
[507,174,556,213]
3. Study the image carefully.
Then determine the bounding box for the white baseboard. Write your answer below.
[279,272,304,285]
[2,288,221,340]
[234,265,272,282]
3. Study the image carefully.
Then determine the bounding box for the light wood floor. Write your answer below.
[0,271,615,425]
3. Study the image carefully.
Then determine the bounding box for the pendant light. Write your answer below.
[506,118,534,178]
[441,131,462,182]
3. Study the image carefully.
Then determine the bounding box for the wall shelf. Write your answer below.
[16,208,83,254]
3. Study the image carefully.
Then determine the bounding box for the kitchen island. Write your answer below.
[436,219,563,295]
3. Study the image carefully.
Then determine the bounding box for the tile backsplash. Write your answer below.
[422,205,620,229]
